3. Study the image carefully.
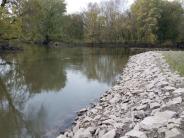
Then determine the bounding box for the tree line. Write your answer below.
[0,0,184,45]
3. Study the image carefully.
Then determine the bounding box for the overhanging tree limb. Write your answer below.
[1,0,7,7]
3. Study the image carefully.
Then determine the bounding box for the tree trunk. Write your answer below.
[43,35,50,45]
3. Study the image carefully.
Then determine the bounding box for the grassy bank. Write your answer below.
[162,51,184,76]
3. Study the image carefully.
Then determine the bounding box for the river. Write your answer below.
[0,45,139,138]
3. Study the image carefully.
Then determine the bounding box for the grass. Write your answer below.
[162,51,184,76]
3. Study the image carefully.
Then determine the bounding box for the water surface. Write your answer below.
[0,45,138,138]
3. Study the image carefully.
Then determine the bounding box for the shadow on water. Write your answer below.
[0,44,142,138]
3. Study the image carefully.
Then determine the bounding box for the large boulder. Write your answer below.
[140,111,176,130]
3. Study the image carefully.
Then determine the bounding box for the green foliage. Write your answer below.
[0,4,22,40]
[81,0,184,44]
[157,1,184,42]
[82,3,102,43]
[131,0,162,43]
[62,14,84,42]
[1,0,184,45]
[21,0,66,42]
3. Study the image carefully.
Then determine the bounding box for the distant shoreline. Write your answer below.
[0,41,184,54]
[47,42,183,49]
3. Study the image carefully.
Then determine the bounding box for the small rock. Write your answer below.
[57,135,66,138]
[73,128,92,138]
[83,116,93,123]
[90,108,98,114]
[150,102,160,109]
[173,88,184,96]
[120,136,128,138]
[134,110,145,119]
[113,122,124,128]
[136,104,147,110]
[101,129,116,138]
[102,119,115,125]
[121,103,128,110]
[125,129,147,138]
[163,86,176,92]
[167,97,182,106]
[77,108,87,116]
[159,81,169,88]
[141,99,151,104]
[97,129,106,137]
[165,92,170,96]
[165,128,184,138]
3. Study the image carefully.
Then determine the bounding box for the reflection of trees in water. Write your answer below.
[15,47,67,93]
[1,47,135,94]
[80,48,132,85]
[0,46,140,138]
[0,72,47,138]
[0,78,32,138]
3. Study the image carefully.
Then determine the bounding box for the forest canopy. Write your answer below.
[0,0,184,44]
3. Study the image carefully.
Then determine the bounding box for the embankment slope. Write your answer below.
[58,51,184,138]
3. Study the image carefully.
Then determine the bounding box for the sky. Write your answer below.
[65,0,101,13]
[0,0,175,14]
[65,0,134,14]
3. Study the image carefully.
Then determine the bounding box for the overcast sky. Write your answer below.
[0,0,133,13]
[0,0,174,14]
[65,0,134,14]
[65,0,100,13]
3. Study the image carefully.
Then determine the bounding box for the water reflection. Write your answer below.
[0,46,139,138]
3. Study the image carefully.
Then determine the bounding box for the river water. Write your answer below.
[0,45,139,138]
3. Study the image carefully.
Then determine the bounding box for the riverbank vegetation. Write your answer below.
[1,0,184,45]
[163,51,184,76]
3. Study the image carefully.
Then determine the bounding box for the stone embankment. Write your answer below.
[58,51,184,138]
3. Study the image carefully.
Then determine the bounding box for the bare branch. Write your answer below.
[1,0,7,7]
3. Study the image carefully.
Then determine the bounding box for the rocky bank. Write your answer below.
[57,51,184,138]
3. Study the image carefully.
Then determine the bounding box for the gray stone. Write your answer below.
[77,108,87,116]
[167,97,182,106]
[141,99,151,104]
[73,128,92,138]
[134,110,145,119]
[173,88,184,96]
[120,136,128,138]
[125,129,147,138]
[140,111,176,130]
[163,86,176,92]
[165,128,184,138]
[57,52,184,138]
[57,135,66,138]
[98,129,106,137]
[102,119,115,125]
[83,116,93,123]
[136,105,147,110]
[101,129,116,138]
[121,103,128,110]
[150,102,160,109]
[159,81,169,87]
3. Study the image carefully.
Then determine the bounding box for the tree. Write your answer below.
[82,0,128,43]
[82,3,102,43]
[100,0,123,42]
[157,1,184,42]
[0,0,22,40]
[21,0,66,43]
[62,14,84,42]
[131,0,161,43]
